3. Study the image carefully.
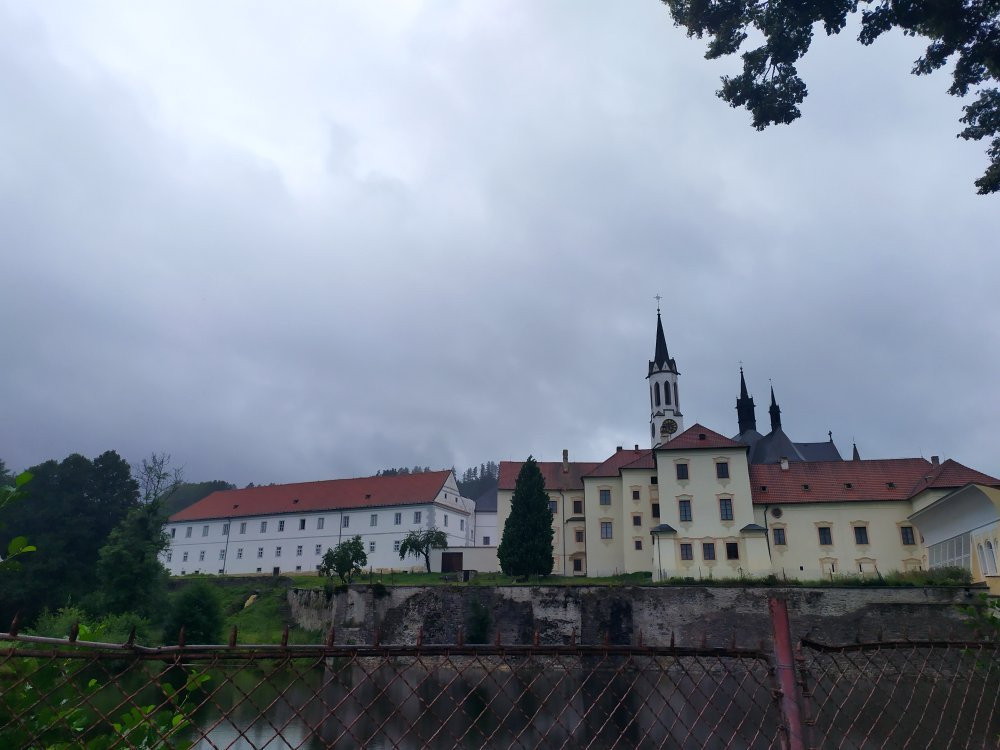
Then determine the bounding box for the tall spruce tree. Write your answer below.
[498,456,554,578]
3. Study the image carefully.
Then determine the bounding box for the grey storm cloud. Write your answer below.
[1,1,998,486]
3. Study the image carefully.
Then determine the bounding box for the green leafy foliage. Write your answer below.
[663,0,1000,193]
[0,471,34,571]
[497,457,554,578]
[30,606,153,644]
[398,527,449,572]
[163,580,223,644]
[96,500,171,616]
[319,535,368,584]
[0,451,140,625]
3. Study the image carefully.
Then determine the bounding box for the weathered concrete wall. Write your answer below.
[288,585,981,647]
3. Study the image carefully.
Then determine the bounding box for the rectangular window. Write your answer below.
[483,536,490,545]
[726,542,739,560]
[222,523,229,535]
[680,543,693,561]
[599,489,611,505]
[634,539,643,550]
[443,514,448,527]
[317,517,325,530]
[370,514,378,527]
[716,462,730,479]
[278,520,285,532]
[460,519,465,530]
[652,503,660,518]
[314,544,321,555]
[632,515,642,527]
[632,489,640,500]
[202,525,209,537]
[343,516,350,528]
[239,522,247,534]
[260,521,267,533]
[573,558,583,572]
[369,541,376,552]
[394,540,401,551]
[818,527,833,545]
[257,547,264,558]
[166,551,172,562]
[600,522,612,539]
[549,500,558,513]
[575,530,585,543]
[719,498,734,521]
[414,511,422,524]
[219,549,226,560]
[296,545,303,557]
[650,476,658,485]
[773,528,787,546]
[573,500,583,514]
[900,526,916,545]
[198,550,205,561]
[676,464,689,481]
[854,526,869,545]
[275,546,281,557]
[182,552,188,562]
[185,527,192,538]
[237,548,244,559]
[703,542,716,561]
[299,519,306,530]
[394,512,402,525]
[678,499,692,522]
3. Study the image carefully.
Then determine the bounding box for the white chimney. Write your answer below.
[562,449,569,473]
[780,457,789,471]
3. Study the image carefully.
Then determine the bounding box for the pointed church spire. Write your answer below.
[736,367,757,434]
[653,310,670,369]
[852,442,861,461]
[769,385,782,432]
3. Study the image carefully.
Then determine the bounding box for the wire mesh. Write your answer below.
[2,632,997,749]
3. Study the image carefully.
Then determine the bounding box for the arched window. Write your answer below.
[987,541,998,576]
[654,382,661,406]
[674,382,680,408]
[664,381,672,405]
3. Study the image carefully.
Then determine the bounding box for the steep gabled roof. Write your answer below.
[585,448,654,478]
[909,458,1000,495]
[498,461,601,492]
[657,424,746,451]
[169,471,453,522]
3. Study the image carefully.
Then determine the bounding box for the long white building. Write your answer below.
[163,470,475,575]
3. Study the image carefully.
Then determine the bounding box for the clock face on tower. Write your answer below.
[661,419,678,436]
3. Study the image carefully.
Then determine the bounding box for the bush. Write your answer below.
[163,580,223,644]
[31,607,152,643]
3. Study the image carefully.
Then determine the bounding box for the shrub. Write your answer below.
[163,580,223,645]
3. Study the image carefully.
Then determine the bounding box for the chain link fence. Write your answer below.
[2,604,997,749]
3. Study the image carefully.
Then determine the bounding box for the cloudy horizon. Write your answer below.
[2,1,997,487]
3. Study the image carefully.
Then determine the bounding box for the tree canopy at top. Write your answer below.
[662,0,1000,194]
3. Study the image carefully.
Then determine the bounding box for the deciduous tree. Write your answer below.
[662,0,1000,193]
[319,536,368,584]
[398,528,449,572]
[497,457,554,578]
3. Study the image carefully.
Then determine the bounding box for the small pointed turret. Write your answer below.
[736,368,757,435]
[852,442,861,461]
[653,311,670,370]
[769,385,782,432]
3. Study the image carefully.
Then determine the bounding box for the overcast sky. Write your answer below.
[2,1,997,487]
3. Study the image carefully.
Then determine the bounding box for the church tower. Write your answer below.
[648,306,683,446]
[736,367,757,435]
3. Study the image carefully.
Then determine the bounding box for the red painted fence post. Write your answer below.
[769,596,806,750]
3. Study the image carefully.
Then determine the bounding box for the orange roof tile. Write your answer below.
[749,458,999,505]
[656,424,747,451]
[498,460,601,492]
[169,471,453,522]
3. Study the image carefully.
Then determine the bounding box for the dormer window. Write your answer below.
[802,484,810,491]
[844,483,853,489]
[887,482,896,489]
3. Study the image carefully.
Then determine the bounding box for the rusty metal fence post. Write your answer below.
[769,596,806,750]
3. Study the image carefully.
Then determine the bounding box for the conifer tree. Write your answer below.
[498,456,554,578]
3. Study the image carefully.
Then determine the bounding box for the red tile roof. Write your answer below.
[498,461,601,492]
[749,458,999,505]
[169,471,452,522]
[656,424,747,452]
[586,448,654,478]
